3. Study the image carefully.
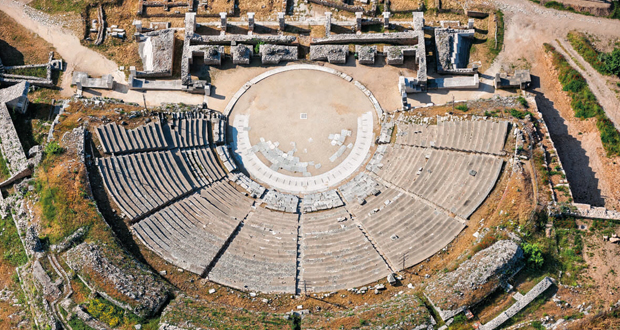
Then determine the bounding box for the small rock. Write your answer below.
[297,305,303,310]
[159,270,167,276]
[250,292,257,297]
[208,289,216,294]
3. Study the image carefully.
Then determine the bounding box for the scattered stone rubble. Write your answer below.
[309,45,349,64]
[355,45,377,65]
[65,242,171,318]
[232,44,253,65]
[259,44,298,64]
[424,240,524,321]
[263,190,299,213]
[338,172,381,204]
[230,172,266,198]
[301,190,343,213]
[366,144,388,173]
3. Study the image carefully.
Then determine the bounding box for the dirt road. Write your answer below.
[489,0,620,209]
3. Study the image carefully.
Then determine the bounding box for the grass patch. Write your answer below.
[5,66,47,78]
[0,150,10,181]
[544,43,620,156]
[86,297,126,327]
[0,214,28,267]
[455,104,469,112]
[517,96,529,108]
[30,0,91,14]
[488,10,504,63]
[567,32,607,75]
[510,108,533,120]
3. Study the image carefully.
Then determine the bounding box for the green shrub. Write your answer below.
[87,298,124,327]
[488,10,504,60]
[510,108,532,119]
[455,104,468,112]
[45,141,63,155]
[523,243,544,269]
[567,32,607,74]
[516,96,528,108]
[0,151,10,180]
[599,48,620,77]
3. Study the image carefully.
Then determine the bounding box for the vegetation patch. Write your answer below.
[0,150,10,182]
[567,31,620,77]
[488,10,505,63]
[544,43,620,156]
[0,214,28,267]
[161,295,294,329]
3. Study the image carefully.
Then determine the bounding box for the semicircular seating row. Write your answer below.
[95,118,508,293]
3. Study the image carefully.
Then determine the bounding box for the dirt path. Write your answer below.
[0,0,206,106]
[0,0,121,83]
[555,39,620,131]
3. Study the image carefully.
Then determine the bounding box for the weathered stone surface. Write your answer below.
[32,260,61,299]
[231,44,253,65]
[65,243,171,318]
[259,44,298,64]
[137,29,175,77]
[309,45,349,64]
[0,83,30,177]
[434,28,476,75]
[424,240,524,321]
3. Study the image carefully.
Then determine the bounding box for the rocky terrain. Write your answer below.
[65,242,171,318]
[424,240,525,321]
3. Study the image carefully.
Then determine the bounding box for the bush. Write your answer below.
[510,108,532,119]
[87,298,124,327]
[517,96,529,108]
[599,48,620,77]
[44,141,63,155]
[523,243,544,269]
[455,104,468,112]
[567,32,607,74]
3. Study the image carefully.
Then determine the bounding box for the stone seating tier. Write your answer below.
[180,147,226,186]
[207,207,299,293]
[132,193,242,275]
[395,120,508,155]
[97,150,197,221]
[350,188,465,270]
[410,150,503,218]
[96,119,168,154]
[300,208,391,292]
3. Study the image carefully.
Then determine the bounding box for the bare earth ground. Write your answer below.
[231,69,375,176]
[535,51,620,209]
[488,0,620,210]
